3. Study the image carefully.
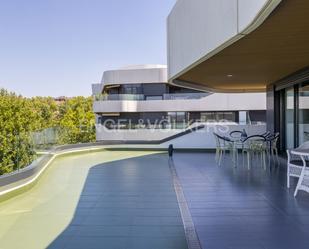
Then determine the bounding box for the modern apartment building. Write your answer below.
[92,65,266,146]
[167,0,309,150]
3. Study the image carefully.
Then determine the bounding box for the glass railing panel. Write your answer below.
[163,93,210,100]
[94,93,211,101]
[94,94,145,101]
[0,125,96,176]
[0,132,36,175]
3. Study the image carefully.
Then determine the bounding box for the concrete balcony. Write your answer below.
[94,93,210,101]
[93,93,266,113]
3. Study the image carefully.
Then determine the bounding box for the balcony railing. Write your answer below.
[94,93,210,101]
[163,93,210,100]
[94,94,145,101]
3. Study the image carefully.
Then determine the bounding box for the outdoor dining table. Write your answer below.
[228,134,271,170]
[228,136,252,169]
[291,148,309,196]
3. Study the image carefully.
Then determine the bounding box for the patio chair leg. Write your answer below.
[247,152,251,170]
[268,149,271,169]
[232,149,236,168]
[258,152,261,169]
[271,149,276,166]
[231,150,235,166]
[262,152,266,170]
[259,152,262,170]
[294,178,301,197]
[294,157,307,197]
[215,149,219,163]
[287,174,290,189]
[275,148,280,166]
[294,187,298,197]
[218,150,223,166]
[235,149,238,168]
[230,149,234,162]
[216,153,218,163]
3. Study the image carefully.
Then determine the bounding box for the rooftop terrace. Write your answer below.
[1,150,308,249]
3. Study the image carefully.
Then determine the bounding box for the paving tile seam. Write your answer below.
[168,158,202,249]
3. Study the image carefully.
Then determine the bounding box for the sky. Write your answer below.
[0,0,175,97]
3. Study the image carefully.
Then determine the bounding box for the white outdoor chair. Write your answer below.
[265,133,280,166]
[287,141,309,189]
[213,133,236,166]
[242,135,268,170]
[294,155,308,197]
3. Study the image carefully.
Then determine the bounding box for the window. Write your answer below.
[285,87,295,149]
[168,112,187,129]
[298,84,309,144]
[200,112,215,122]
[200,112,236,123]
[121,84,142,94]
[248,110,266,124]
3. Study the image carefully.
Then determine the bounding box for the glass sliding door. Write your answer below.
[298,83,309,144]
[285,87,295,149]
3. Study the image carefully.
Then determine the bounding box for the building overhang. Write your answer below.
[170,0,309,93]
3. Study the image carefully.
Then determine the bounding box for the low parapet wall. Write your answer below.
[0,145,108,203]
[0,124,267,202]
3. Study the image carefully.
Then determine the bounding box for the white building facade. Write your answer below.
[166,0,309,150]
[92,65,266,147]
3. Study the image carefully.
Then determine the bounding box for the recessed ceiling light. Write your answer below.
[227,74,233,77]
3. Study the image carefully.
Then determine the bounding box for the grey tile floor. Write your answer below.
[48,151,309,249]
[48,153,188,249]
[173,152,309,249]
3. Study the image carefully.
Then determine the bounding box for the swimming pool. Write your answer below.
[0,150,188,249]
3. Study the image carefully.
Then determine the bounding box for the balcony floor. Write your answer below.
[1,151,309,249]
[173,152,309,249]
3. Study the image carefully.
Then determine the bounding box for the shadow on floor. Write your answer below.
[47,153,188,249]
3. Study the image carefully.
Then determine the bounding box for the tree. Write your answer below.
[0,89,96,175]
[0,89,36,174]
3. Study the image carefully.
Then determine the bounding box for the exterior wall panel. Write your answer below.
[167,0,280,81]
[238,0,269,31]
[102,66,167,85]
[168,0,238,79]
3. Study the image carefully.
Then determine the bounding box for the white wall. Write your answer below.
[167,0,281,81]
[96,124,266,149]
[92,66,168,95]
[93,93,266,113]
[96,127,181,142]
[102,66,167,85]
[160,124,266,149]
[238,0,270,31]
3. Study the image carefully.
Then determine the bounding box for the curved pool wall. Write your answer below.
[0,143,168,203]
